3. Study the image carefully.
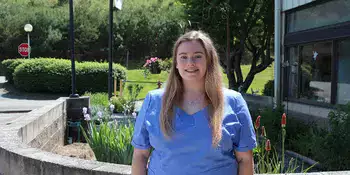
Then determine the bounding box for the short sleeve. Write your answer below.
[232,93,257,152]
[131,92,152,149]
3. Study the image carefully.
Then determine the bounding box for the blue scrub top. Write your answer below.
[131,88,257,175]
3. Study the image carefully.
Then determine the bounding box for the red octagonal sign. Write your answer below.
[18,43,29,57]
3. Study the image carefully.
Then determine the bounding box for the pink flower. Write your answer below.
[143,59,152,67]
[150,57,156,62]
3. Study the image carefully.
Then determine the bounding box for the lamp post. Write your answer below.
[69,0,79,98]
[24,24,33,59]
[108,0,123,99]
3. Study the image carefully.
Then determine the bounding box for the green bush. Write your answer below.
[110,96,127,113]
[262,80,274,97]
[13,58,127,94]
[314,103,350,170]
[1,58,28,84]
[160,58,173,72]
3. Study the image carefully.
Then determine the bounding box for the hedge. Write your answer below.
[1,58,28,84]
[11,58,127,94]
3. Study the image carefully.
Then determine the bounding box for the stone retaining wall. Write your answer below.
[0,97,131,175]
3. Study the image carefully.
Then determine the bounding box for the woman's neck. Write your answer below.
[182,80,205,95]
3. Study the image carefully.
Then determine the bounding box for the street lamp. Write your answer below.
[24,24,33,59]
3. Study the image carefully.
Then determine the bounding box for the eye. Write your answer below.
[194,55,202,59]
[180,55,188,59]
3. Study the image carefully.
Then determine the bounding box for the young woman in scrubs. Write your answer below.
[131,31,257,175]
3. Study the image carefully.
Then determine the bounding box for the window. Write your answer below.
[337,39,350,104]
[287,0,350,33]
[299,42,332,103]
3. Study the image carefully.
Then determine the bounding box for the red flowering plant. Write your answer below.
[253,112,316,174]
[143,57,162,75]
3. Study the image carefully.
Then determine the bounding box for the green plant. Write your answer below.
[143,57,161,74]
[110,96,127,113]
[311,103,350,170]
[159,58,172,72]
[81,119,135,165]
[142,68,151,79]
[12,58,127,93]
[253,112,317,174]
[83,92,109,107]
[1,58,28,84]
[123,84,144,114]
[263,80,274,97]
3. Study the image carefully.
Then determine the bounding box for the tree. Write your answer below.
[181,0,274,92]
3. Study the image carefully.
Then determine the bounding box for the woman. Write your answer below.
[131,31,256,175]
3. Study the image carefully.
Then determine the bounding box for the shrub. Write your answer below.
[263,80,274,97]
[316,103,350,170]
[159,58,172,72]
[1,58,28,84]
[143,57,161,74]
[110,96,127,113]
[12,58,127,94]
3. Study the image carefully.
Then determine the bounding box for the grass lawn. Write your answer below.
[126,64,274,99]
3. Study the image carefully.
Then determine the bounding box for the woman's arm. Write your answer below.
[132,148,151,175]
[235,150,254,175]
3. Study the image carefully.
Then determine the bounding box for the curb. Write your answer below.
[0,110,31,113]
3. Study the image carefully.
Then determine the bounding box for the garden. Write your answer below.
[2,57,350,173]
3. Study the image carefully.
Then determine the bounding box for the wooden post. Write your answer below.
[119,80,123,97]
[114,78,117,97]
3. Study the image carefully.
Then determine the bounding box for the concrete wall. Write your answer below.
[0,97,131,175]
[282,0,316,11]
[18,99,66,152]
[242,94,330,127]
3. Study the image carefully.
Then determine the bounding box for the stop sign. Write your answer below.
[18,43,29,57]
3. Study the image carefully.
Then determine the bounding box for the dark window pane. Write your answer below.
[287,0,350,33]
[286,47,299,99]
[299,42,332,103]
[337,39,350,104]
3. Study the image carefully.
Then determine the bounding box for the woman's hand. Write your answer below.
[132,148,151,175]
[235,150,254,175]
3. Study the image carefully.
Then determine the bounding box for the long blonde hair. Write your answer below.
[160,30,224,147]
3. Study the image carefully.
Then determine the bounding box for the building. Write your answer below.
[276,0,350,122]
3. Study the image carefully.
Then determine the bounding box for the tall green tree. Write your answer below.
[181,0,274,92]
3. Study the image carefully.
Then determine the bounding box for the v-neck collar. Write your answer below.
[175,105,209,116]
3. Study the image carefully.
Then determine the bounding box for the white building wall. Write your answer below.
[282,0,316,11]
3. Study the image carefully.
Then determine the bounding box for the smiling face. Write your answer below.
[176,40,207,83]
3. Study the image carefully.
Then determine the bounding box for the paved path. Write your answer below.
[0,76,57,112]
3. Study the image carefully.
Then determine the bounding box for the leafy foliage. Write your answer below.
[1,58,28,84]
[10,58,126,94]
[0,0,186,64]
[180,0,274,92]
[291,103,350,170]
[81,119,135,165]
[263,80,274,97]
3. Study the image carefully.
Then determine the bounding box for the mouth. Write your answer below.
[185,69,199,73]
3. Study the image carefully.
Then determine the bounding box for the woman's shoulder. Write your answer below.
[222,88,242,100]
[146,88,165,102]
